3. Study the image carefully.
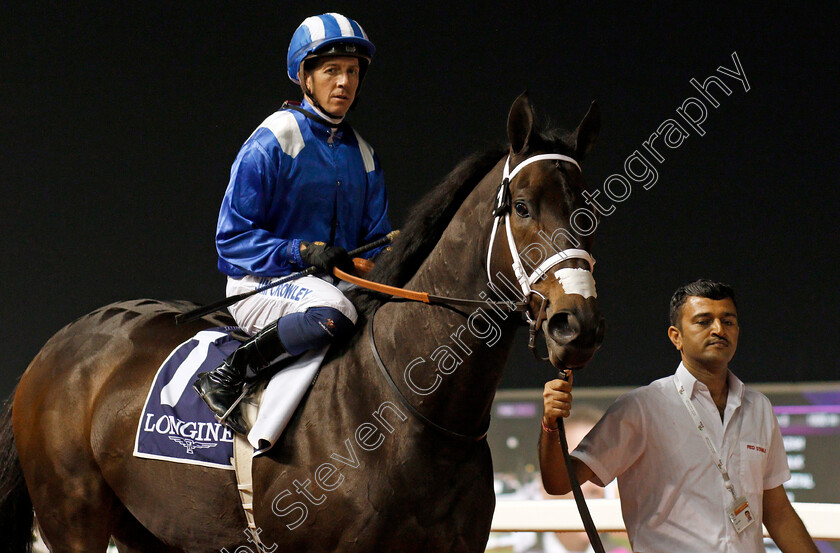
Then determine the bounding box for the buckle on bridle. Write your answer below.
[492,178,511,217]
[526,291,550,362]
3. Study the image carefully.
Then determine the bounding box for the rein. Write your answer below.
[333,266,528,315]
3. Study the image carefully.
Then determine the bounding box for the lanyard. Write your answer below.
[673,375,738,500]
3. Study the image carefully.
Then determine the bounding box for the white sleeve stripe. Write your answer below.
[302,16,325,42]
[352,129,376,173]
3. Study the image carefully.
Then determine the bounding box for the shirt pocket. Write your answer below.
[738,440,768,495]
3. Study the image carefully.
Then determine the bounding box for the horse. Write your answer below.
[1,92,604,553]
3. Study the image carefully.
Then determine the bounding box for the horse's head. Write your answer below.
[490,92,605,370]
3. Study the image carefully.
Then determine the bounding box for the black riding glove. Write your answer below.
[299,241,352,273]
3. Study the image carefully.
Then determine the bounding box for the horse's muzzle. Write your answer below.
[544,307,605,368]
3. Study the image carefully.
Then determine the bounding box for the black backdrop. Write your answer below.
[4,2,839,399]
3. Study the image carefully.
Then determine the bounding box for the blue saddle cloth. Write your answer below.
[133,327,242,470]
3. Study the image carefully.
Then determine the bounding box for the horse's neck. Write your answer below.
[410,162,504,299]
[379,166,520,435]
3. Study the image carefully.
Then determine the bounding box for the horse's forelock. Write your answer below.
[535,126,579,159]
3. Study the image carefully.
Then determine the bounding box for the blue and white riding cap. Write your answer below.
[287,13,376,84]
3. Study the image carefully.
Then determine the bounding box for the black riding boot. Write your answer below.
[193,322,285,433]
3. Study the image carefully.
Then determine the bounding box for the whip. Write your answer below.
[175,230,399,324]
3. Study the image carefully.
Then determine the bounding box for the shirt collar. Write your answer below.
[675,362,699,397]
[675,362,745,405]
[727,367,746,404]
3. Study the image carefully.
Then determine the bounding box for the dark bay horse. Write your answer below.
[1,93,604,553]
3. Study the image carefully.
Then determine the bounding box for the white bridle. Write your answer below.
[486,153,597,300]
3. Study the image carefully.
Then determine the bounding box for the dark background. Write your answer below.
[4,2,839,399]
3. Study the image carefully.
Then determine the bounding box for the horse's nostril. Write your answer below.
[548,311,581,345]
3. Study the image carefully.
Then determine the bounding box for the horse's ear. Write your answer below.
[574,100,600,160]
[507,91,536,155]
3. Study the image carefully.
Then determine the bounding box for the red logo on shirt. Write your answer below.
[745,444,767,453]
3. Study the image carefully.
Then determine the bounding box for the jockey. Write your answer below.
[194,13,391,433]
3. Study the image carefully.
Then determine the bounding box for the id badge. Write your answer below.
[727,495,755,533]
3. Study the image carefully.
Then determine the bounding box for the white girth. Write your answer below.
[486,153,597,300]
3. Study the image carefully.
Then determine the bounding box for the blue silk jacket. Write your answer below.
[216,100,391,277]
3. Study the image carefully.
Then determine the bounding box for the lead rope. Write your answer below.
[556,373,606,553]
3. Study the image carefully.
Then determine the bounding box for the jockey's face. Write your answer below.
[304,56,360,117]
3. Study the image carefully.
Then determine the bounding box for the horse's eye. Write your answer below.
[514,201,530,218]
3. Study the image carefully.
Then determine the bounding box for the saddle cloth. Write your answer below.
[133,327,326,468]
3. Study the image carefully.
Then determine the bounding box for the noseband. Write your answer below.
[486,153,597,357]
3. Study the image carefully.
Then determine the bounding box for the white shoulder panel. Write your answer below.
[353,129,376,173]
[260,111,305,158]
